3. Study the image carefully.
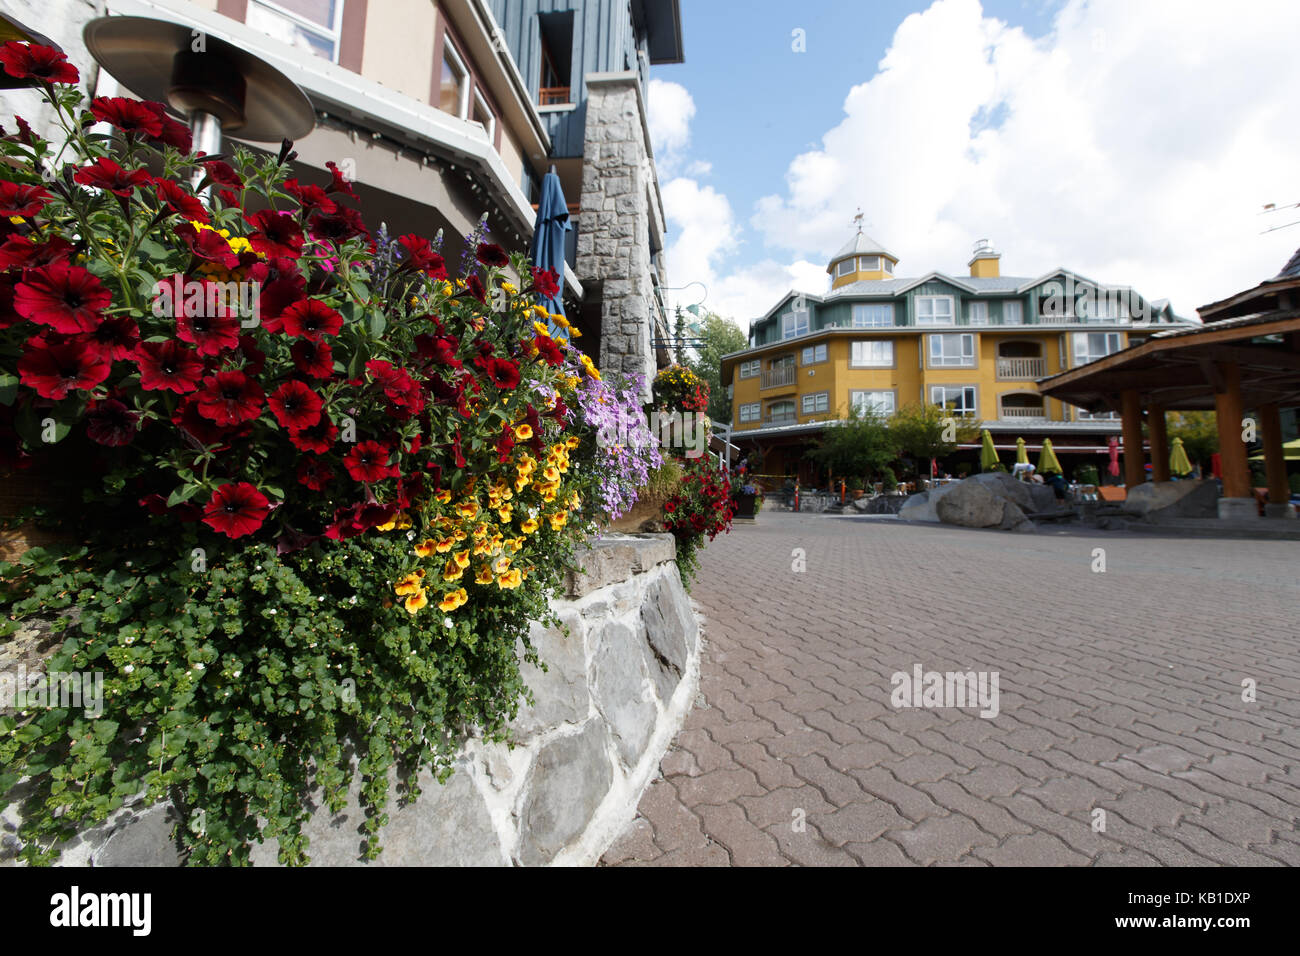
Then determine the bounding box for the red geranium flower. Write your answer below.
[476,242,509,268]
[17,338,110,399]
[90,96,164,138]
[85,398,140,447]
[73,157,153,197]
[296,456,333,491]
[141,101,192,152]
[287,416,338,453]
[530,267,560,300]
[0,180,54,218]
[281,297,343,339]
[284,178,336,216]
[246,209,305,259]
[0,42,79,85]
[14,262,111,333]
[534,335,563,367]
[308,206,368,244]
[156,178,209,223]
[290,337,334,378]
[175,221,239,269]
[343,440,397,483]
[0,234,73,269]
[134,339,204,393]
[196,370,265,426]
[395,234,447,277]
[202,482,270,539]
[324,160,358,199]
[85,314,141,362]
[484,357,521,390]
[267,379,322,430]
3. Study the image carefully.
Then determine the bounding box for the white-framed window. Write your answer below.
[968,301,989,325]
[801,342,827,365]
[836,259,855,278]
[438,37,471,117]
[928,333,976,368]
[248,0,344,62]
[1003,300,1023,325]
[1072,331,1123,366]
[738,359,760,379]
[850,340,893,367]
[916,295,955,326]
[882,258,894,274]
[781,310,810,339]
[852,303,895,327]
[767,400,797,423]
[858,255,880,272]
[850,389,896,416]
[802,391,830,414]
[471,87,496,141]
[738,402,761,423]
[930,385,978,417]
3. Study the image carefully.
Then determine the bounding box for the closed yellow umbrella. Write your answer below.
[1169,437,1194,476]
[1037,438,1062,475]
[1016,437,1030,465]
[980,429,1000,471]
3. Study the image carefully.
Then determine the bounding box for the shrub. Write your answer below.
[661,456,732,587]
[1074,464,1101,485]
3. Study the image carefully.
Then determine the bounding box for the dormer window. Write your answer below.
[858,255,880,272]
[836,259,855,278]
[882,258,894,274]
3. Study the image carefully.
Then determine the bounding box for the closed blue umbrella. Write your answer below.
[529,168,571,333]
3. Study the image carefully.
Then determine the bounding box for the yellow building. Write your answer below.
[720,230,1192,484]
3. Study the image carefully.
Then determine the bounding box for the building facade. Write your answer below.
[722,230,1192,483]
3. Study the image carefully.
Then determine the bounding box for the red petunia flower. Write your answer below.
[267,379,322,430]
[290,337,334,378]
[0,273,20,329]
[343,440,397,483]
[308,205,368,244]
[465,273,487,303]
[295,456,333,491]
[156,178,209,223]
[233,334,266,376]
[175,221,239,269]
[196,370,265,426]
[255,274,307,334]
[171,395,240,447]
[530,266,560,300]
[484,357,521,390]
[287,416,338,453]
[141,101,193,152]
[245,209,304,259]
[0,180,54,218]
[85,314,141,362]
[176,302,241,357]
[0,234,74,269]
[90,96,164,138]
[476,242,509,268]
[85,398,140,447]
[415,332,461,369]
[395,234,446,277]
[280,297,343,339]
[0,42,79,85]
[664,499,678,514]
[14,262,111,333]
[284,178,336,216]
[202,482,270,539]
[17,338,110,399]
[73,157,153,197]
[324,160,358,199]
[534,334,563,367]
[134,339,204,393]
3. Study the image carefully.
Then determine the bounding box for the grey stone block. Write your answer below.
[591,621,656,766]
[517,721,613,865]
[513,611,588,735]
[92,803,183,867]
[640,572,697,699]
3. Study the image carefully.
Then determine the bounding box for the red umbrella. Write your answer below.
[1107,436,1120,477]
[1210,453,1222,479]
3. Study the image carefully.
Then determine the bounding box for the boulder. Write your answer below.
[969,472,1034,512]
[1026,482,1060,514]
[849,496,873,513]
[999,500,1035,532]
[898,491,933,522]
[866,495,906,515]
[1123,480,1219,521]
[935,481,1005,528]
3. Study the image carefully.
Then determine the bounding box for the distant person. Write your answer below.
[1046,472,1067,501]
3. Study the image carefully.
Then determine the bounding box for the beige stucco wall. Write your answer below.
[360,0,437,105]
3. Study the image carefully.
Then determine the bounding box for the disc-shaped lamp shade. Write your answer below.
[82,15,315,143]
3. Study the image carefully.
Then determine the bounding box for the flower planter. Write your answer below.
[731,492,757,519]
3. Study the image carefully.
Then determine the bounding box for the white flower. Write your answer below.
[268,608,277,615]
[193,663,204,671]
[124,665,134,674]
[318,596,325,602]
[444,617,454,628]
[406,530,416,541]
[124,635,135,644]
[349,596,358,605]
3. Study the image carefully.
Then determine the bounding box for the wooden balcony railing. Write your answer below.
[999,405,1048,420]
[539,86,571,106]
[996,356,1047,380]
[761,365,797,389]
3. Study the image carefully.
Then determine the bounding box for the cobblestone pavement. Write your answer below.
[603,513,1300,866]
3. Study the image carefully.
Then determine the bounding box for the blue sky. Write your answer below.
[645,0,1300,328]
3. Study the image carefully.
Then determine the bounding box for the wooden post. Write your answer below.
[1120,389,1145,488]
[1212,362,1250,499]
[1259,402,1291,508]
[1148,403,1169,482]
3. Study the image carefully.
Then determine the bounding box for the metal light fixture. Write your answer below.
[82,15,315,160]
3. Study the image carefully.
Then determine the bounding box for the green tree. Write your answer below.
[686,312,748,424]
[1166,411,1218,472]
[889,403,981,479]
[809,405,900,485]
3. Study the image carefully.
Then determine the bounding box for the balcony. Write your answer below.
[764,412,798,427]
[539,86,571,106]
[761,365,797,390]
[999,404,1048,421]
[996,357,1047,380]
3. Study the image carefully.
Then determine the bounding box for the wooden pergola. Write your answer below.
[1039,253,1300,517]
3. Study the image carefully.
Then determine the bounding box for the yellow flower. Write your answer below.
[548,512,567,531]
[514,424,533,441]
[394,570,426,596]
[543,466,561,483]
[442,560,464,582]
[475,564,495,584]
[552,312,570,329]
[457,499,479,520]
[435,489,453,504]
[492,555,512,575]
[472,522,490,541]
[533,321,551,337]
[437,590,462,612]
[496,568,523,590]
[569,327,582,338]
[404,589,428,614]
[566,437,581,449]
[514,475,530,493]
[453,549,471,569]
[414,539,437,558]
[453,529,467,542]
[497,504,513,522]
[435,537,456,554]
[520,517,540,535]
[502,281,517,294]
[533,305,549,318]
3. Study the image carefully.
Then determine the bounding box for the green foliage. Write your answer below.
[810,405,899,485]
[645,459,684,500]
[888,403,979,476]
[686,313,748,424]
[1074,464,1101,485]
[880,467,898,492]
[661,456,732,590]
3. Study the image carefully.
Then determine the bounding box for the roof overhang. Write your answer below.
[634,0,684,65]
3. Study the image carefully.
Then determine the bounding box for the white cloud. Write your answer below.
[745,0,1300,316]
[646,78,696,177]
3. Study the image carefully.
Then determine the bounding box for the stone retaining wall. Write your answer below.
[1,534,700,867]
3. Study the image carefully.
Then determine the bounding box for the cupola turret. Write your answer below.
[827,212,898,289]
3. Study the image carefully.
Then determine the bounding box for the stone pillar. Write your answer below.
[1147,404,1170,482]
[1258,402,1296,518]
[1212,361,1254,518]
[1120,389,1145,489]
[575,73,663,401]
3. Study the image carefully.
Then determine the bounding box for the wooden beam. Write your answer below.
[1213,362,1250,499]
[1148,404,1169,482]
[1121,389,1145,489]
[1259,402,1290,506]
